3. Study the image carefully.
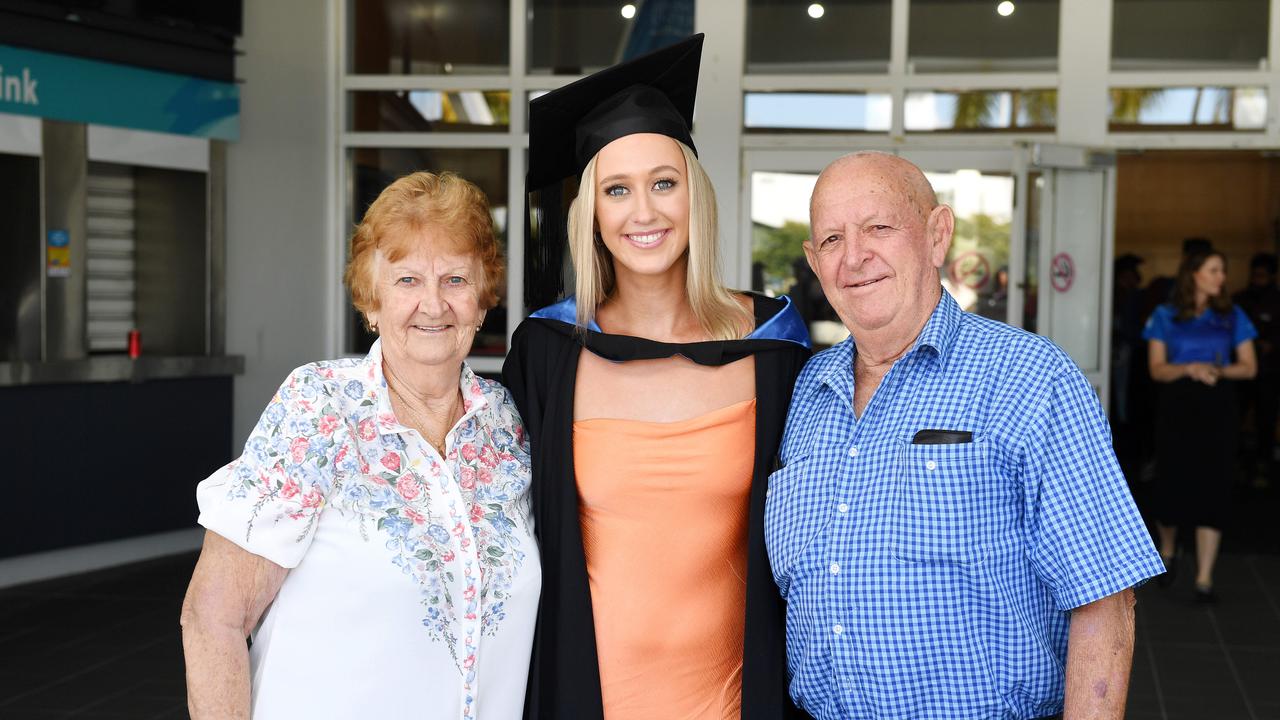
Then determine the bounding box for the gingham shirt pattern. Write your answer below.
[766,291,1163,720]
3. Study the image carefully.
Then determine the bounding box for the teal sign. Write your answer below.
[0,44,238,140]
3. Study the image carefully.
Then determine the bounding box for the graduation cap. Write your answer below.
[524,33,704,310]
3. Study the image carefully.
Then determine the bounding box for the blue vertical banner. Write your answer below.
[0,44,238,140]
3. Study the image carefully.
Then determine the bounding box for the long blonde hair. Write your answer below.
[566,140,752,341]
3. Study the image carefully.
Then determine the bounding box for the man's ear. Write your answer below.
[926,205,955,268]
[802,239,819,277]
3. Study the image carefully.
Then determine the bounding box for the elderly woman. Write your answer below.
[181,172,539,719]
[506,36,810,719]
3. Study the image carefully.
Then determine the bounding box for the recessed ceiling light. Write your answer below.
[621,4,636,19]
[808,3,825,19]
[997,1,1015,16]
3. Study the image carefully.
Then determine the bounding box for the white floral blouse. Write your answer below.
[196,340,540,720]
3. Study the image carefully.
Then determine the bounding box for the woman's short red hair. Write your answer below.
[345,172,504,326]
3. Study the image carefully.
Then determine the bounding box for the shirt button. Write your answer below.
[837,502,850,513]
[925,460,937,471]
[848,445,859,457]
[829,562,840,575]
[832,624,844,635]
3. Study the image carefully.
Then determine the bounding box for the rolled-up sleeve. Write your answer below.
[197,366,344,568]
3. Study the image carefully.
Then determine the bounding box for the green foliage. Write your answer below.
[951,212,1011,266]
[753,221,810,289]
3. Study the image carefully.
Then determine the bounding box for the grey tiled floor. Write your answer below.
[1128,553,1280,720]
[0,551,1278,718]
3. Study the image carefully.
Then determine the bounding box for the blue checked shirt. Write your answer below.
[766,291,1163,720]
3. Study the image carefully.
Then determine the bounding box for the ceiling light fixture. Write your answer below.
[997,1,1015,16]
[808,3,825,19]
[621,4,636,19]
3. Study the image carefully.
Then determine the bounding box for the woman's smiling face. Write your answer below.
[592,133,691,280]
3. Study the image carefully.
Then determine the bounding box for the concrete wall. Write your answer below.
[226,0,335,447]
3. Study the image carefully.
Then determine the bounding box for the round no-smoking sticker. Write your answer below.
[1051,252,1074,293]
[949,251,991,291]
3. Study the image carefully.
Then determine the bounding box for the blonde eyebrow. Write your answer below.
[598,164,684,187]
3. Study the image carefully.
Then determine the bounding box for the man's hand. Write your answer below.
[1063,589,1137,720]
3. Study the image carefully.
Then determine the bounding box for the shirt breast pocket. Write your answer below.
[890,437,1001,565]
[765,455,834,597]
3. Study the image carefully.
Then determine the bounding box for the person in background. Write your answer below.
[1144,249,1257,602]
[1234,252,1280,488]
[506,35,811,720]
[1111,254,1146,478]
[181,172,540,719]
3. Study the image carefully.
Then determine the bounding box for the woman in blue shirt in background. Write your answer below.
[1144,249,1257,602]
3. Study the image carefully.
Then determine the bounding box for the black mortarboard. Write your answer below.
[524,34,704,310]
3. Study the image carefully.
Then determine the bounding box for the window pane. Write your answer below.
[351,0,510,75]
[347,148,510,356]
[746,0,891,74]
[1109,87,1268,131]
[929,171,1015,320]
[528,0,693,74]
[1112,0,1269,70]
[749,172,847,349]
[909,0,1059,73]
[905,90,1056,132]
[349,91,511,132]
[744,92,892,132]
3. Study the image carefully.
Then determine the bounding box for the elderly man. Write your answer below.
[765,152,1163,720]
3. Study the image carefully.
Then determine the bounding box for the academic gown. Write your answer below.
[502,293,812,720]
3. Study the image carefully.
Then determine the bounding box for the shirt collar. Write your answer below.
[369,339,489,436]
[815,287,961,391]
[911,289,962,364]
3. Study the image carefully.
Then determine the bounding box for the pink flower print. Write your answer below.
[280,477,301,499]
[469,503,485,524]
[405,507,426,525]
[478,468,493,486]
[463,654,475,669]
[442,549,455,562]
[463,585,476,601]
[461,444,480,462]
[334,444,348,465]
[466,612,477,620]
[378,412,398,427]
[461,537,471,550]
[317,414,340,436]
[301,489,324,509]
[459,467,476,491]
[380,451,401,473]
[396,474,420,501]
[358,417,377,442]
[452,522,465,537]
[479,446,498,468]
[289,437,309,464]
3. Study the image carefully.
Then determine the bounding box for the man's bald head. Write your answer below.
[803,150,954,350]
[810,151,939,224]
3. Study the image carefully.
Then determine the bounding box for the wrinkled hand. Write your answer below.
[1185,362,1220,386]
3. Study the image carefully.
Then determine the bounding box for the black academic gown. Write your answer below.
[502,293,811,720]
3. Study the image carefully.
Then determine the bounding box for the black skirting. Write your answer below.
[1154,378,1238,529]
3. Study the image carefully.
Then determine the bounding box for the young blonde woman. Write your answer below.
[504,35,811,720]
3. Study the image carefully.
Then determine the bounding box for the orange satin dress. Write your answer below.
[573,398,756,720]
